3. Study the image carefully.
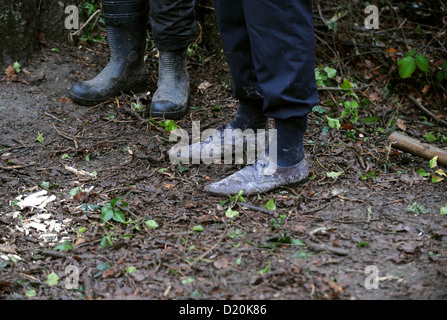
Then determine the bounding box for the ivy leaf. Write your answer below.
[225,207,239,218]
[324,66,337,78]
[326,116,341,130]
[327,171,342,179]
[46,272,59,286]
[398,56,416,79]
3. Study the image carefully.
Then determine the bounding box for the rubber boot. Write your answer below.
[150,49,189,119]
[69,0,148,106]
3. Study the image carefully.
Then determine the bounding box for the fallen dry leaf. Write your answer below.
[396,118,407,131]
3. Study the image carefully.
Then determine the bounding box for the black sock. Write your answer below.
[230,101,268,131]
[272,116,307,167]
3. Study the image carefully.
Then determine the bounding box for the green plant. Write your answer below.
[270,214,287,231]
[315,65,337,87]
[397,49,429,79]
[417,156,446,183]
[101,198,127,223]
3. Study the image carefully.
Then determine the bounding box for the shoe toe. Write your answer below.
[150,100,187,119]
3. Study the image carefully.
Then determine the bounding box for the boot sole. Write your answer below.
[150,105,189,120]
[70,80,147,106]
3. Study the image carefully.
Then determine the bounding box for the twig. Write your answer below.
[238,202,275,215]
[407,95,447,128]
[68,9,102,43]
[298,199,336,215]
[307,242,350,256]
[193,226,227,263]
[52,124,79,149]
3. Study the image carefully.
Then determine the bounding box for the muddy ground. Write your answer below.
[1,4,447,301]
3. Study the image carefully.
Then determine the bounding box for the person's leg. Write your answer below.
[70,0,148,106]
[214,0,267,131]
[149,0,198,119]
[204,0,318,196]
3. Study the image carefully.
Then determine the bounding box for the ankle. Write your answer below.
[231,103,268,131]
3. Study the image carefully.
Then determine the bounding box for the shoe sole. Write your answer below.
[150,106,189,120]
[69,80,147,106]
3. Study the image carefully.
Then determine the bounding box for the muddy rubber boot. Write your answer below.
[69,0,148,106]
[150,49,189,119]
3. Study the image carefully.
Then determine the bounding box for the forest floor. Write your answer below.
[0,2,446,301]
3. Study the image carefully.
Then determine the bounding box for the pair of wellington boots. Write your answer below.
[69,0,189,119]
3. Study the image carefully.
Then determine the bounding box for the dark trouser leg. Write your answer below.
[149,0,198,119]
[69,0,148,106]
[214,0,318,165]
[203,0,318,195]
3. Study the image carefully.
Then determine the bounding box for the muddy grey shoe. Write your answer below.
[150,49,189,119]
[203,154,309,196]
[174,123,270,164]
[69,0,148,106]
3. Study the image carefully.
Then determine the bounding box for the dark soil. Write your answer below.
[1,2,446,301]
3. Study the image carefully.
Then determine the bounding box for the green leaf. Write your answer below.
[440,204,447,215]
[112,208,126,223]
[13,61,21,73]
[398,56,416,79]
[35,133,45,143]
[431,176,444,183]
[110,198,121,207]
[362,116,379,124]
[225,207,239,218]
[435,169,446,177]
[424,133,436,142]
[342,78,353,90]
[265,198,276,211]
[54,242,73,252]
[326,171,342,179]
[312,105,327,114]
[429,156,438,169]
[415,53,429,72]
[26,290,37,298]
[193,225,204,232]
[326,116,341,130]
[146,220,159,229]
[404,49,416,57]
[101,204,114,221]
[126,266,137,273]
[81,203,101,213]
[96,262,111,271]
[46,272,59,286]
[159,120,178,132]
[41,181,50,189]
[181,277,195,285]
[417,168,430,177]
[357,241,369,247]
[324,66,337,78]
[406,202,429,214]
[258,261,271,275]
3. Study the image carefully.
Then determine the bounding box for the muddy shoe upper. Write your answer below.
[175,123,270,164]
[69,0,148,106]
[150,49,190,119]
[204,154,309,196]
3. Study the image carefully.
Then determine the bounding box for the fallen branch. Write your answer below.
[407,95,447,128]
[388,132,447,166]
